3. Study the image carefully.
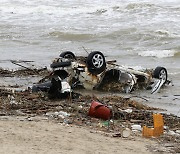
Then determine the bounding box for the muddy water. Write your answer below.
[0,0,180,116]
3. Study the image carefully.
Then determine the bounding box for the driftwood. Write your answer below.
[0,62,49,77]
[11,60,39,74]
[125,95,149,102]
[174,95,180,97]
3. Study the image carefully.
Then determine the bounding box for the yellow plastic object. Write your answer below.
[153,114,164,129]
[153,114,164,136]
[142,114,164,137]
[142,126,154,137]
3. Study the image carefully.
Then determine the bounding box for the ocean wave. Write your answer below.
[138,50,180,58]
[169,72,180,75]
[125,3,157,10]
[48,31,95,41]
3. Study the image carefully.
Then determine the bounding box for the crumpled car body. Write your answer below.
[32,51,169,97]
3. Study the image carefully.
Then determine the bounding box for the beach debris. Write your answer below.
[8,95,18,105]
[45,111,71,124]
[122,108,133,113]
[88,100,111,120]
[112,132,121,137]
[122,128,131,138]
[142,113,164,138]
[46,111,70,119]
[0,67,49,77]
[0,87,179,152]
[131,124,142,131]
[11,60,39,74]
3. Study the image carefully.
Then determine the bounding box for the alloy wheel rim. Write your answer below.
[159,69,167,80]
[92,54,104,68]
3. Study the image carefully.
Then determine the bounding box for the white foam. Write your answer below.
[138,50,179,58]
[169,72,180,75]
[121,65,145,71]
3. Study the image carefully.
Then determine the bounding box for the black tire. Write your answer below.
[86,51,106,75]
[32,81,52,92]
[59,51,76,60]
[153,67,168,82]
[50,61,71,69]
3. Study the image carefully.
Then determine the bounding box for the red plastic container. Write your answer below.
[88,101,111,120]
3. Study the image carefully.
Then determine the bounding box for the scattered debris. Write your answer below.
[0,67,49,77]
[0,86,179,153]
[0,53,178,153]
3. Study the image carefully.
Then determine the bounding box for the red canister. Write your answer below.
[88,101,111,120]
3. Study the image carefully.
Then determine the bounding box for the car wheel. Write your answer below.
[86,51,106,75]
[59,51,76,60]
[153,67,168,82]
[50,61,71,69]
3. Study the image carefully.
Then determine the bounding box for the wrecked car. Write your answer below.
[32,51,169,97]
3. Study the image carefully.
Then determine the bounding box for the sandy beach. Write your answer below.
[0,116,158,154]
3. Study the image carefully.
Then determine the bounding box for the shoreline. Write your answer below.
[0,67,179,116]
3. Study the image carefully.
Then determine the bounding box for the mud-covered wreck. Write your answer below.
[32,51,169,98]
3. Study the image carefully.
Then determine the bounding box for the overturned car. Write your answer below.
[32,51,169,98]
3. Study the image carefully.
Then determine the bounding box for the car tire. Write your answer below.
[86,51,106,75]
[153,67,168,82]
[59,51,76,60]
[50,61,71,69]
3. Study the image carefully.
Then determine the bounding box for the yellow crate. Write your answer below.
[142,114,164,138]
[153,114,164,128]
[142,126,154,137]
